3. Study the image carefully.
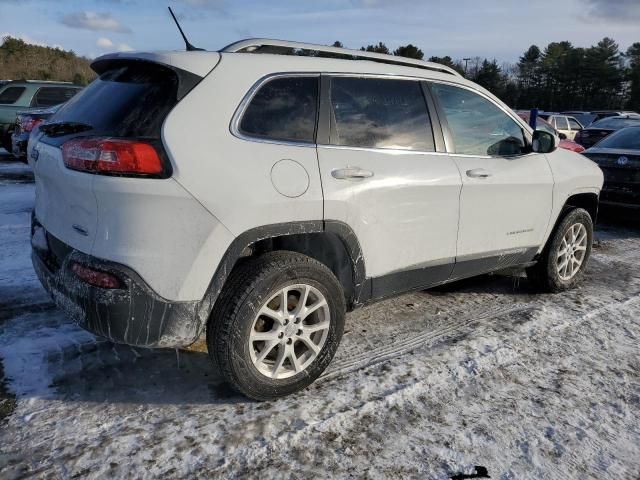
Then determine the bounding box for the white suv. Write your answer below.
[29,39,603,400]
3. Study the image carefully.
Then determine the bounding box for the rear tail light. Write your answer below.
[20,117,44,133]
[62,138,163,176]
[72,263,121,289]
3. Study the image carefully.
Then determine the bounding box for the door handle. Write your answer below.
[331,167,374,180]
[466,168,492,179]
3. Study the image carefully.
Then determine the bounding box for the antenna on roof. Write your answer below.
[167,6,204,52]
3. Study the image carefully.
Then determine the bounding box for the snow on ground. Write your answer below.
[0,155,639,479]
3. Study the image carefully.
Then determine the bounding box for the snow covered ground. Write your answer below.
[1,155,639,479]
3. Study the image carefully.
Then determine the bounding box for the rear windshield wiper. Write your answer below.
[40,122,93,137]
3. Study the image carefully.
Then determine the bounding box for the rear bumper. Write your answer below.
[31,215,203,348]
[11,132,27,160]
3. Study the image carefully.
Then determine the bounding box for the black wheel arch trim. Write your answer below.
[196,220,367,323]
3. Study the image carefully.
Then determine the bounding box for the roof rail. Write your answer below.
[221,38,462,77]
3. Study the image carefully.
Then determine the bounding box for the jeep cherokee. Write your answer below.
[29,39,604,400]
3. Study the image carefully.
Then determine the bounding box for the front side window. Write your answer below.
[0,86,26,105]
[239,76,318,143]
[568,117,582,130]
[430,83,525,156]
[329,77,434,151]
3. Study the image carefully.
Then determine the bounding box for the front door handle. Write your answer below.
[466,168,492,179]
[331,167,374,180]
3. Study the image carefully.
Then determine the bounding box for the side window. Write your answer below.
[568,117,582,130]
[555,116,569,130]
[31,87,80,108]
[329,77,434,151]
[239,76,318,143]
[430,83,525,156]
[0,86,26,105]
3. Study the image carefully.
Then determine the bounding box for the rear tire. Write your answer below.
[526,208,593,292]
[207,251,345,401]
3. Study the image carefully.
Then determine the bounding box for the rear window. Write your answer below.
[48,62,179,140]
[31,87,80,108]
[596,127,640,149]
[0,86,26,105]
[591,117,640,129]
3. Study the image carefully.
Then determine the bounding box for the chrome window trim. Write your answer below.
[230,71,533,156]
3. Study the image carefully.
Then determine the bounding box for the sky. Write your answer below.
[0,0,639,62]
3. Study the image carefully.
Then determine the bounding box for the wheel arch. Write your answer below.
[541,192,598,256]
[196,220,366,325]
[564,192,599,224]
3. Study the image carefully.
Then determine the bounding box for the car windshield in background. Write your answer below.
[570,113,596,126]
[590,117,640,129]
[595,127,640,150]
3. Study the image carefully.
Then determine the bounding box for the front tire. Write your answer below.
[207,251,345,400]
[527,208,593,292]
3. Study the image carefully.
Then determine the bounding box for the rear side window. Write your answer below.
[0,86,26,105]
[239,76,318,143]
[555,116,569,130]
[430,83,525,156]
[49,62,179,141]
[31,87,80,108]
[329,77,434,151]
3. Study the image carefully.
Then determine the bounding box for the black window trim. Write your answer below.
[231,72,321,148]
[426,79,534,158]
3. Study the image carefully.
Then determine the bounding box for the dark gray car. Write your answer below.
[583,126,640,208]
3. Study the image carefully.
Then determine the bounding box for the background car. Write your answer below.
[517,112,585,152]
[575,115,640,148]
[582,126,640,208]
[537,113,584,141]
[11,104,61,161]
[0,80,82,152]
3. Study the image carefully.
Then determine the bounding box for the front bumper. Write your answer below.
[31,215,203,348]
[600,182,640,208]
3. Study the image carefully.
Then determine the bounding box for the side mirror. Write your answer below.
[532,130,558,153]
[558,132,567,140]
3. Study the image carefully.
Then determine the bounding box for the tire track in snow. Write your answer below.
[212,292,640,478]
[321,303,535,382]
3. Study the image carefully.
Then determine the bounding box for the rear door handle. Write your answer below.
[466,168,492,179]
[331,167,374,180]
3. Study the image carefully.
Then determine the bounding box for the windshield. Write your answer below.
[590,117,640,129]
[596,127,640,150]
